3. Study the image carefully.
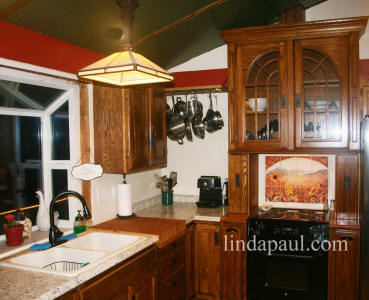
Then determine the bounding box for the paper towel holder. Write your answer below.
[117,173,136,219]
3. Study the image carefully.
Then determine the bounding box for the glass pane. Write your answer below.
[245,114,256,140]
[51,169,69,220]
[304,83,314,110]
[269,114,279,141]
[0,115,42,234]
[329,85,340,110]
[316,84,327,110]
[304,112,315,140]
[328,112,341,140]
[268,82,279,112]
[316,112,327,139]
[0,79,65,110]
[257,114,267,140]
[51,102,70,160]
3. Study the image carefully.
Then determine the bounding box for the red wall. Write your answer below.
[0,20,105,74]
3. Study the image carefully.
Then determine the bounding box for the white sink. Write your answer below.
[0,247,106,277]
[0,231,151,277]
[63,232,146,252]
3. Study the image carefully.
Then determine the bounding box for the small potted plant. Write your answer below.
[3,214,24,246]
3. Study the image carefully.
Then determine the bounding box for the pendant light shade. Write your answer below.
[78,0,173,87]
[78,49,173,86]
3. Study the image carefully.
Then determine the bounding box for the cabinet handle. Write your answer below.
[172,258,177,264]
[214,232,219,246]
[172,281,178,287]
[281,95,286,109]
[171,242,177,248]
[235,174,240,188]
[340,236,353,241]
[226,228,237,233]
[132,297,135,300]
[344,175,351,190]
[296,94,301,108]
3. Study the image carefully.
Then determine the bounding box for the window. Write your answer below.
[0,66,81,234]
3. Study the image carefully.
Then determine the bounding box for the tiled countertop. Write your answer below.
[135,202,228,223]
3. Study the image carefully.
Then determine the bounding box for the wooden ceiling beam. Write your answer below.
[0,0,31,19]
[133,0,229,48]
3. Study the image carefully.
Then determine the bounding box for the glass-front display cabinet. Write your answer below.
[295,37,348,148]
[238,42,290,151]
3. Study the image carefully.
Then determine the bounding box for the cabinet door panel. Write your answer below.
[335,154,359,220]
[295,37,349,148]
[228,155,248,213]
[150,88,167,168]
[93,84,125,173]
[125,88,150,173]
[195,223,220,300]
[186,224,195,299]
[332,230,360,300]
[221,223,245,300]
[237,41,291,151]
[129,270,157,300]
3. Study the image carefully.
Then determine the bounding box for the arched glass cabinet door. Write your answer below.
[295,38,348,148]
[245,50,280,141]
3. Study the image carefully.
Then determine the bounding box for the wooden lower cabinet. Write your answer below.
[57,246,157,300]
[194,222,220,300]
[328,228,360,300]
[220,221,247,300]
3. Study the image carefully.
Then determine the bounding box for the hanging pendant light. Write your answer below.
[78,0,173,86]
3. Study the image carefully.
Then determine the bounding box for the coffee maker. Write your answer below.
[196,176,223,208]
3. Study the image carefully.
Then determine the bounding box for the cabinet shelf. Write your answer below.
[245,110,279,114]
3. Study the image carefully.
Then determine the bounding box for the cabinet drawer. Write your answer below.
[159,266,186,300]
[159,246,185,279]
[159,234,185,257]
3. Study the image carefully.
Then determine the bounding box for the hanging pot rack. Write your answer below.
[165,84,227,96]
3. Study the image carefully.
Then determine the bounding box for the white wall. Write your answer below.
[306,0,369,59]
[163,93,228,196]
[91,171,161,224]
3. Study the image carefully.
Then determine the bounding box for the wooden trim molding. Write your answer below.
[79,83,92,212]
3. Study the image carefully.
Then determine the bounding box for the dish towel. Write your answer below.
[30,234,78,251]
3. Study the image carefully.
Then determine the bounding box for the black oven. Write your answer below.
[247,252,328,299]
[247,215,329,300]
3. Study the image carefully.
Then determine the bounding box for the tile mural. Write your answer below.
[265,156,328,204]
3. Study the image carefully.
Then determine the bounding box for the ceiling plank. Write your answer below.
[0,0,30,19]
[133,0,229,48]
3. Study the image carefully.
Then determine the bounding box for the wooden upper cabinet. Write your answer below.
[93,84,167,174]
[295,37,349,148]
[237,41,291,151]
[124,87,151,173]
[220,16,368,152]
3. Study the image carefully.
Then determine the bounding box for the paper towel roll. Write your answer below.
[117,183,132,216]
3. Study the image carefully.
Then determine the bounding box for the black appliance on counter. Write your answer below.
[196,176,222,208]
[247,208,329,300]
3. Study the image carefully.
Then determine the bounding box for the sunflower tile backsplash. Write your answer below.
[263,155,332,205]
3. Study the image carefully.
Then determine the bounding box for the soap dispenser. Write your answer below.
[73,210,86,234]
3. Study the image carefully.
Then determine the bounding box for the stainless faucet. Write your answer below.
[49,191,91,247]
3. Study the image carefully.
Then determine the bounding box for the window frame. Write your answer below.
[0,61,82,229]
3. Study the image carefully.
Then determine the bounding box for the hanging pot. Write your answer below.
[214,95,224,130]
[192,113,205,139]
[173,96,187,119]
[203,93,218,133]
[167,96,186,144]
[184,95,193,142]
[187,94,203,120]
